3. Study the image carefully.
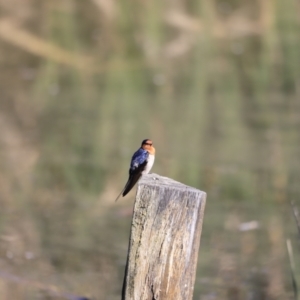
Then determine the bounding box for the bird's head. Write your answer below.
[141,139,155,155]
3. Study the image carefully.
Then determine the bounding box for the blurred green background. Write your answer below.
[0,0,300,299]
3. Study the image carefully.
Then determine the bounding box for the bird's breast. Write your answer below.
[142,154,155,174]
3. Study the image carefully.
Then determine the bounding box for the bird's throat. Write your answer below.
[147,146,155,155]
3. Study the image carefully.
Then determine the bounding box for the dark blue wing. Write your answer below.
[130,148,149,171]
[115,148,149,201]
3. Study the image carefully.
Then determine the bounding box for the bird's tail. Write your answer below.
[115,172,142,202]
[114,187,125,202]
[122,173,142,197]
[114,178,130,202]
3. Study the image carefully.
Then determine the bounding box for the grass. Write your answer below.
[0,0,300,299]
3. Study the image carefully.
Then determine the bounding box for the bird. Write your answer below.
[115,139,155,202]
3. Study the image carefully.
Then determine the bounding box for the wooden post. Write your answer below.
[122,173,206,300]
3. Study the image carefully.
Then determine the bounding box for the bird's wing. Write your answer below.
[130,148,149,170]
[115,149,149,201]
[122,160,147,197]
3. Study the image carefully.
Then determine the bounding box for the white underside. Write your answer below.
[142,154,155,174]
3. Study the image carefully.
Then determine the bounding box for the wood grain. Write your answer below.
[122,173,206,300]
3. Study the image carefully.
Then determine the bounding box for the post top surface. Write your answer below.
[138,173,205,195]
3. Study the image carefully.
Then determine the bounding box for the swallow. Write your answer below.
[115,139,155,202]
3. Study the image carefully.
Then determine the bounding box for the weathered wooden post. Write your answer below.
[122,173,206,300]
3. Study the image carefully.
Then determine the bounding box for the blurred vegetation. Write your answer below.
[0,0,300,299]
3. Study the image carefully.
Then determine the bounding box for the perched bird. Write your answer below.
[115,139,155,202]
